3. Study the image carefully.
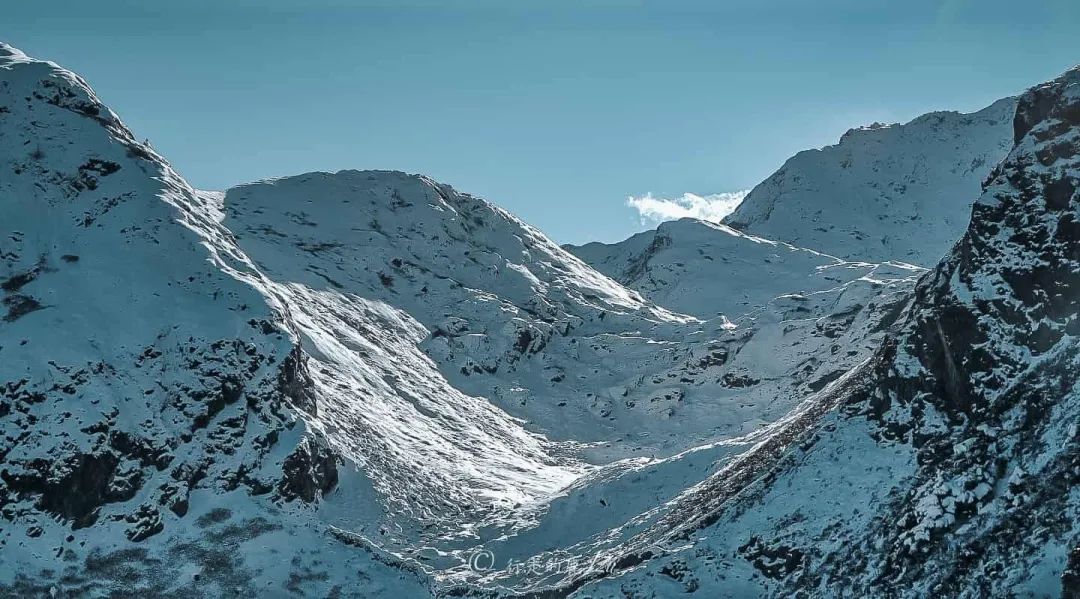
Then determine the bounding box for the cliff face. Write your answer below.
[846,63,1080,596]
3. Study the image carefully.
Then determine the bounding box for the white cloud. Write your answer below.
[627,191,749,226]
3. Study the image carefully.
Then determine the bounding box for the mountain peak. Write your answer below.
[0,42,26,60]
[724,95,1017,265]
[1012,63,1080,143]
[654,216,748,239]
[243,168,433,188]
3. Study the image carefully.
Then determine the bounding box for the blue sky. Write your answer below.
[5,1,1080,243]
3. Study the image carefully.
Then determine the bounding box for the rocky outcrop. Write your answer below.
[278,437,339,503]
[277,344,318,416]
[1065,546,1080,598]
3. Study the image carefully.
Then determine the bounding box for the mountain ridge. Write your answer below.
[721,95,1017,265]
[1,41,1076,599]
[570,64,1080,599]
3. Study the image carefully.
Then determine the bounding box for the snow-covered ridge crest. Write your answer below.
[723,95,1018,265]
[226,168,691,325]
[568,215,905,321]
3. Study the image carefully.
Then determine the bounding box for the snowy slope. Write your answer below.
[220,170,710,452]
[215,168,923,591]
[0,43,915,596]
[723,96,1016,266]
[0,44,611,594]
[564,66,1080,599]
[0,43,434,596]
[568,216,903,321]
[3,40,1073,599]
[220,169,924,464]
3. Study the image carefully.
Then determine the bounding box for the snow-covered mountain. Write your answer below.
[1,41,1075,599]
[723,96,1017,266]
[566,100,1014,326]
[219,171,915,458]
[568,216,920,321]
[562,65,1080,598]
[0,43,433,596]
[0,44,907,596]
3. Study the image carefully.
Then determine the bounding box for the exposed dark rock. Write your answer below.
[108,430,172,471]
[1064,546,1080,599]
[1,452,120,528]
[829,65,1080,593]
[278,345,317,415]
[696,347,729,369]
[1045,176,1077,210]
[619,231,672,284]
[192,375,244,429]
[514,329,534,354]
[1013,78,1063,144]
[124,504,164,542]
[1,269,37,293]
[738,536,806,580]
[169,496,189,518]
[807,369,845,392]
[278,437,338,503]
[658,559,700,593]
[720,372,760,388]
[78,158,121,176]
